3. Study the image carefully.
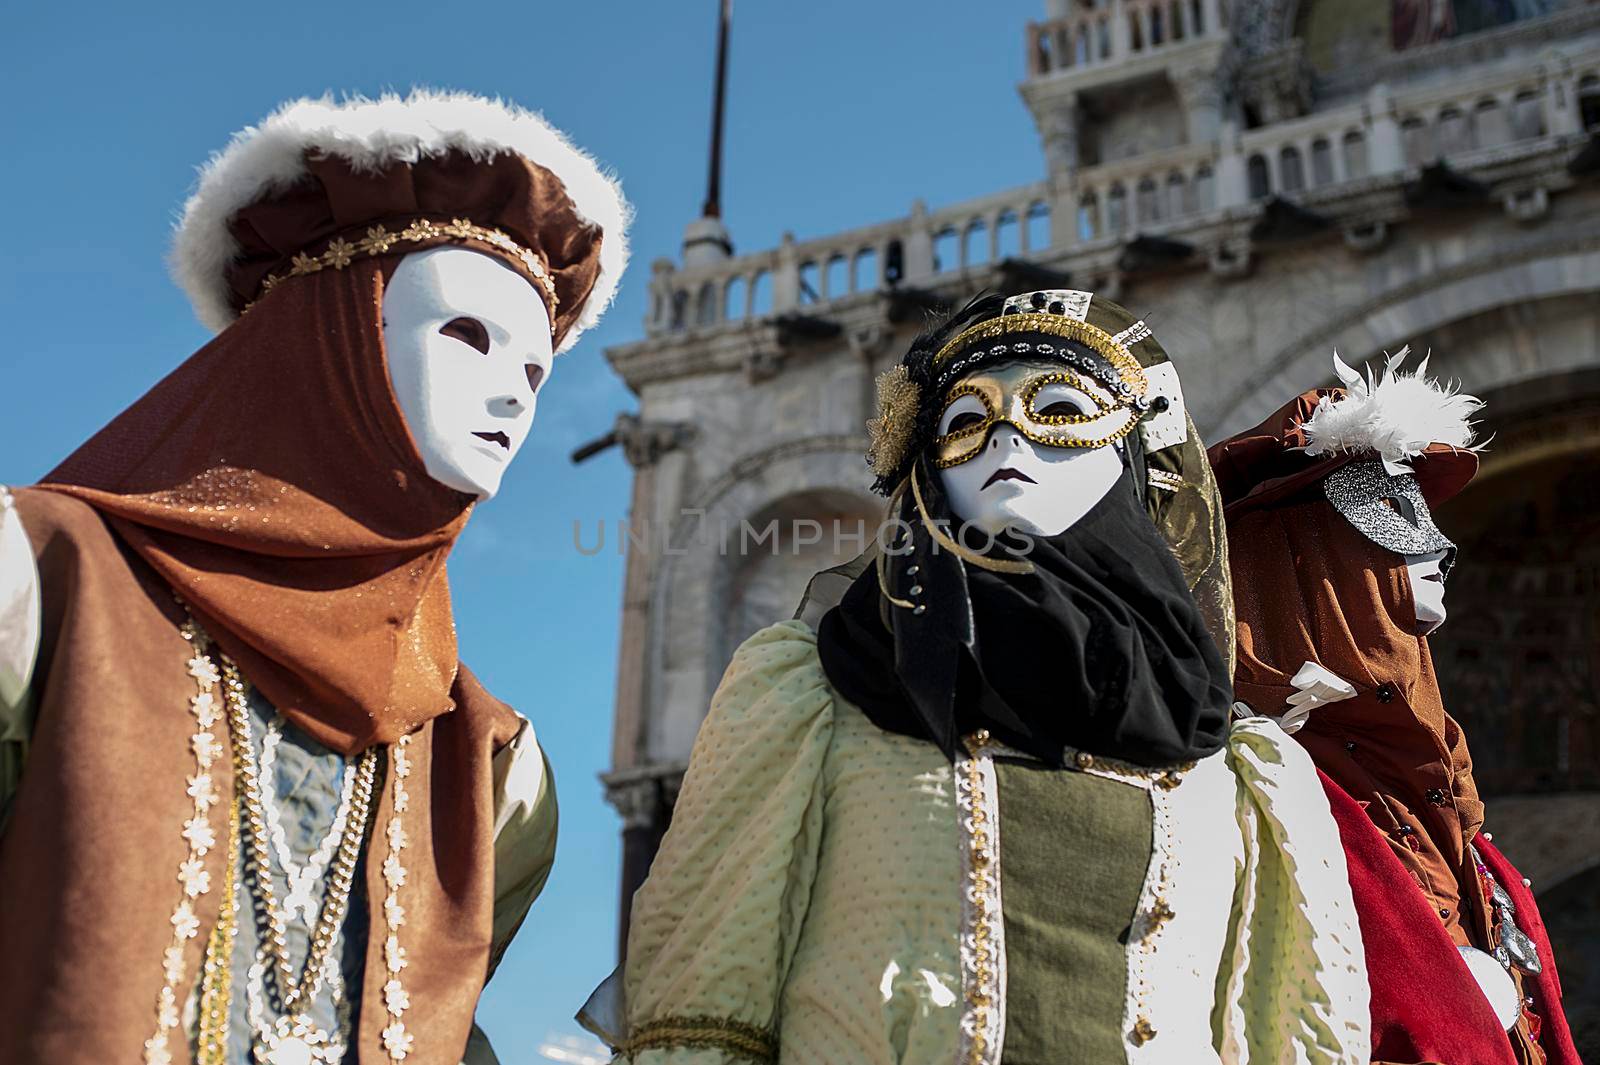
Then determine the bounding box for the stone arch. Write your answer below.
[1215,238,1600,433]
[646,440,878,761]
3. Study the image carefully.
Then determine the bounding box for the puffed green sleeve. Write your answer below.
[1217,716,1371,1064]
[0,487,42,817]
[463,716,559,1065]
[613,620,835,1065]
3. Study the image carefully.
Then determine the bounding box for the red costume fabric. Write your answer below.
[1211,390,1579,1065]
[1324,771,1580,1065]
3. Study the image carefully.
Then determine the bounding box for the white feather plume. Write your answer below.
[1300,347,1483,472]
[170,89,631,353]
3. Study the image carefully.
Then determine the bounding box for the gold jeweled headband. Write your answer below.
[252,217,559,321]
[931,312,1148,402]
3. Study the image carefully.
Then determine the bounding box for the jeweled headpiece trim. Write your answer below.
[252,217,558,323]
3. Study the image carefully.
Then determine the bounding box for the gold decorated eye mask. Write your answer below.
[932,360,1141,468]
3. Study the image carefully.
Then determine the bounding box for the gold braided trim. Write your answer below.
[195,797,240,1064]
[255,217,558,315]
[620,1016,778,1063]
[956,730,1007,1065]
[932,313,1147,398]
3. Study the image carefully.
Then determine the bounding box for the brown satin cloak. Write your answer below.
[0,488,522,1063]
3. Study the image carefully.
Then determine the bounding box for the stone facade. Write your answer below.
[602,1,1600,1047]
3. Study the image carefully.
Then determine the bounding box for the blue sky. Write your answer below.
[1,0,1046,1058]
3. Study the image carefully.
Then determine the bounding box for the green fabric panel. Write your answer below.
[995,760,1153,1065]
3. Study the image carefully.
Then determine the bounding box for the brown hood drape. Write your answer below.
[37,257,468,755]
[1227,496,1485,906]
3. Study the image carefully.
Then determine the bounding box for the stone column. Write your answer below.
[1110,0,1131,59]
[903,200,936,283]
[772,232,801,312]
[1541,51,1582,136]
[1366,84,1406,175]
[1039,93,1082,176]
[1049,170,1079,248]
[1172,63,1224,146]
[1215,120,1250,208]
[607,773,670,959]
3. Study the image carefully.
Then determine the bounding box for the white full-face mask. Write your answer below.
[935,364,1125,538]
[1405,549,1449,637]
[383,246,554,500]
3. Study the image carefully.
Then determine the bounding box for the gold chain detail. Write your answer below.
[621,1016,778,1063]
[195,797,241,1064]
[221,657,378,1021]
[142,619,227,1065]
[254,218,558,317]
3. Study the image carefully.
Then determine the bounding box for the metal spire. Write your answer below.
[702,0,732,219]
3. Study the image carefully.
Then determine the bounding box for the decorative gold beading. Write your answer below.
[142,619,226,1065]
[255,218,558,319]
[620,1015,778,1063]
[956,730,1007,1065]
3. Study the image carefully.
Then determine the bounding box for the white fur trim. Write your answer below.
[170,89,631,353]
[1300,347,1482,470]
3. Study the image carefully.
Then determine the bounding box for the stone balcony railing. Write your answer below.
[1027,0,1227,77]
[638,40,1600,342]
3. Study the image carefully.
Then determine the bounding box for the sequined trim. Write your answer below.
[956,731,1006,1065]
[380,736,415,1060]
[620,1016,778,1063]
[253,218,558,318]
[143,620,226,1065]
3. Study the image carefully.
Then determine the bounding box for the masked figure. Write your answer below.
[1208,350,1581,1065]
[585,291,1369,1064]
[0,91,628,1064]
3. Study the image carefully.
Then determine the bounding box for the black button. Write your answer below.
[1427,788,1446,806]
[1439,908,1451,919]
[1375,683,1397,703]
[1396,825,1415,836]
[1344,740,1357,753]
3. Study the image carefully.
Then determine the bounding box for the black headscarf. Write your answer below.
[817,448,1232,767]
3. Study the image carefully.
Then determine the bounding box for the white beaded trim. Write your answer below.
[379,735,414,1060]
[143,622,225,1065]
[955,732,1006,1065]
